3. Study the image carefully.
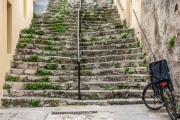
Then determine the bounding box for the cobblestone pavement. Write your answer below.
[0,104,170,120]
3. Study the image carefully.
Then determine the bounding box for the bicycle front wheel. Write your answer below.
[163,87,177,120]
[142,82,162,110]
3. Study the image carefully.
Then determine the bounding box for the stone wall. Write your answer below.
[141,0,180,93]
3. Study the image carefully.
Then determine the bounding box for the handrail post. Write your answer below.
[77,9,81,100]
[132,9,156,61]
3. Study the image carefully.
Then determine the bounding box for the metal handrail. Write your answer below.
[117,0,124,10]
[132,9,156,61]
[77,0,83,100]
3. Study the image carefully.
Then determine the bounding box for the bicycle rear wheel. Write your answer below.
[163,87,177,120]
[142,82,162,110]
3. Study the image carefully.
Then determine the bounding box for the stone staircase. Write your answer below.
[2,0,149,107]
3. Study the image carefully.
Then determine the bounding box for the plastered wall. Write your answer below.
[0,0,33,106]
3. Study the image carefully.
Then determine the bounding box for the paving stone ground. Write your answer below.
[0,104,171,120]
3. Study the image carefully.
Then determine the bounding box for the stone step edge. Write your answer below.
[1,97,145,107]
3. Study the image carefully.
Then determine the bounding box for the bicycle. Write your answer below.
[142,60,177,120]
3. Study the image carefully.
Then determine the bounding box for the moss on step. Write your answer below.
[5,74,18,82]
[24,82,60,90]
[24,55,40,62]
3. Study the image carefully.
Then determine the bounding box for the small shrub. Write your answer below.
[44,64,58,70]
[166,36,175,50]
[35,69,52,75]
[29,99,40,107]
[24,55,39,62]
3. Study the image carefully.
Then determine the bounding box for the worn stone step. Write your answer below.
[7,74,149,82]
[11,59,146,70]
[80,42,138,50]
[14,53,142,63]
[15,47,141,57]
[4,81,147,90]
[3,89,143,100]
[9,66,148,76]
[40,25,123,33]
[80,38,137,45]
[1,97,146,107]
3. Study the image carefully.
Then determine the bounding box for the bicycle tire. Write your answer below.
[142,82,162,110]
[163,87,177,120]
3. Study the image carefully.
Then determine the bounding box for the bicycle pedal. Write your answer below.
[172,112,180,118]
[177,113,180,118]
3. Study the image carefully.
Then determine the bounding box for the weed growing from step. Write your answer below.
[107,39,112,44]
[21,28,35,34]
[115,62,121,68]
[29,99,40,107]
[98,53,102,56]
[45,57,61,63]
[124,67,129,74]
[35,30,44,35]
[24,55,40,62]
[19,34,34,38]
[110,0,114,4]
[56,15,65,20]
[130,61,137,67]
[138,53,145,59]
[20,38,32,43]
[129,71,137,74]
[70,55,75,59]
[121,32,128,38]
[43,46,62,51]
[35,69,52,75]
[125,87,130,91]
[25,82,59,90]
[3,84,11,94]
[45,64,58,70]
[142,63,149,67]
[166,36,175,50]
[136,82,141,88]
[46,52,57,56]
[104,87,114,90]
[34,77,50,82]
[50,101,59,107]
[16,43,25,49]
[90,8,96,12]
[117,84,123,89]
[46,35,60,41]
[127,48,132,54]
[82,71,92,76]
[49,23,66,32]
[33,11,39,18]
[5,74,18,82]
